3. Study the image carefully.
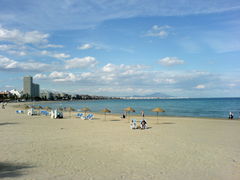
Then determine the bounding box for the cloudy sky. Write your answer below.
[0,0,240,97]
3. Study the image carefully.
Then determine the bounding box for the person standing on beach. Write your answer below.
[229,112,234,119]
[141,111,144,118]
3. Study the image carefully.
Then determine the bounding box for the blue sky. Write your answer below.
[0,0,240,97]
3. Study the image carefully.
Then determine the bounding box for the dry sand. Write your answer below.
[0,103,240,180]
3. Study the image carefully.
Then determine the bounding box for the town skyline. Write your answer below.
[0,0,240,97]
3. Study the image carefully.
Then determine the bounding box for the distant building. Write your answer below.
[0,91,10,99]
[9,89,21,98]
[23,76,40,98]
[40,91,53,100]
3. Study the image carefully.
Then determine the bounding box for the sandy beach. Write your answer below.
[0,104,240,180]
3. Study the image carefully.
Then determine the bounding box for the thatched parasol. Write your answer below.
[152,107,165,124]
[81,107,91,116]
[44,106,52,111]
[124,107,135,122]
[35,105,43,110]
[24,105,31,109]
[100,108,111,121]
[66,107,76,118]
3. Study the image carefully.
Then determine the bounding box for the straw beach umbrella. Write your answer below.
[43,106,52,111]
[35,105,43,109]
[81,107,91,116]
[152,107,165,124]
[101,108,111,121]
[35,105,43,114]
[24,104,30,109]
[66,107,75,118]
[44,106,52,111]
[124,107,135,122]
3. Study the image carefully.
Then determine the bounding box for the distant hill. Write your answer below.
[133,92,173,98]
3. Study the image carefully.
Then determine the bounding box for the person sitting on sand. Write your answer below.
[130,119,137,129]
[140,119,147,129]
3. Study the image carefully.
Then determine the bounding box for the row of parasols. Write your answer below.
[24,105,165,122]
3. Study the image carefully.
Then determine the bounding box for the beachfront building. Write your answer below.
[0,91,10,100]
[23,76,40,98]
[9,89,21,98]
[40,91,54,100]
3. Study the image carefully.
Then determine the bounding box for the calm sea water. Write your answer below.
[41,98,240,119]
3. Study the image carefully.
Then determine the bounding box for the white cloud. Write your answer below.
[0,26,49,44]
[41,50,70,59]
[0,55,52,72]
[195,84,205,89]
[145,25,171,38]
[31,62,225,97]
[8,50,27,56]
[42,44,64,48]
[158,57,185,66]
[52,53,70,59]
[102,63,117,72]
[77,43,107,50]
[34,73,47,79]
[0,44,28,56]
[153,78,176,84]
[228,83,237,87]
[49,71,78,82]
[78,43,93,50]
[0,55,17,69]
[65,56,97,69]
[0,44,14,51]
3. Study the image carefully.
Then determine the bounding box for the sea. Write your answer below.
[40,98,240,119]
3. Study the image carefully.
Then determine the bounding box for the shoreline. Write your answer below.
[9,102,235,120]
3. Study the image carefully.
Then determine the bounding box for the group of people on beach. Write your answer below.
[130,119,147,129]
[130,111,148,129]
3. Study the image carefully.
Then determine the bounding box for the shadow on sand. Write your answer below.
[0,162,34,178]
[0,122,19,126]
[159,122,176,125]
[110,119,121,122]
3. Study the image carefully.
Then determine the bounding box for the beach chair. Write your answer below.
[16,110,24,114]
[87,114,94,120]
[81,114,94,120]
[130,119,137,129]
[76,113,83,118]
[27,108,38,116]
[40,110,49,116]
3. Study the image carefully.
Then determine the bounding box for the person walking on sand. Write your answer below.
[141,111,144,118]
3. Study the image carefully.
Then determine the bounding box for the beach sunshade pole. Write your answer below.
[100,108,111,121]
[123,107,135,123]
[66,107,75,118]
[152,107,165,124]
